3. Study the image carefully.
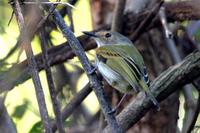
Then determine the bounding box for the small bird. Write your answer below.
[83,31,160,111]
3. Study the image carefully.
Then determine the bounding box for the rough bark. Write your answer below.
[103,51,200,132]
[2,0,200,93]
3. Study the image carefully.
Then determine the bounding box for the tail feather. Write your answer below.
[139,80,160,111]
[145,90,160,111]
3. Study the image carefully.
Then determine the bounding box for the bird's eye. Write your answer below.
[105,33,111,38]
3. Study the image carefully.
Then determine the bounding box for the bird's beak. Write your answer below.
[82,31,99,38]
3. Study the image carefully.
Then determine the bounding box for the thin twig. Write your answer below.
[159,7,173,39]
[0,40,20,63]
[1,1,58,64]
[10,0,51,132]
[23,1,77,9]
[8,11,14,26]
[48,6,122,133]
[0,98,17,133]
[52,83,92,132]
[130,0,164,42]
[0,35,96,94]
[111,0,126,32]
[39,29,65,133]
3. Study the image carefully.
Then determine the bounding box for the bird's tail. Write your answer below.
[139,80,160,111]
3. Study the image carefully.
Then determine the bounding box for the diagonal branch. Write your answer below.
[10,1,51,132]
[52,83,92,132]
[2,0,199,65]
[0,35,95,93]
[1,0,200,99]
[164,0,200,21]
[130,0,163,42]
[39,29,65,133]
[103,51,200,132]
[0,98,17,133]
[48,6,122,133]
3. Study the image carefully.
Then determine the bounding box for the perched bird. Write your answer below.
[83,31,160,111]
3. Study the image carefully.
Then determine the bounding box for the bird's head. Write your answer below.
[83,31,133,47]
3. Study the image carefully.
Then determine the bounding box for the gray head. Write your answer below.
[83,31,133,47]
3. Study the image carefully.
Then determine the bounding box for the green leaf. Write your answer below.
[11,100,29,119]
[29,121,43,133]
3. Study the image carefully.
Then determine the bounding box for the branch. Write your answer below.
[10,1,52,132]
[130,0,163,42]
[39,29,65,133]
[103,51,200,132]
[125,0,200,37]
[165,0,200,21]
[1,0,200,93]
[49,7,122,133]
[2,0,58,63]
[52,83,92,132]
[0,36,95,93]
[159,7,196,133]
[0,98,17,133]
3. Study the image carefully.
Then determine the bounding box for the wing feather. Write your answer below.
[113,45,150,86]
[96,45,143,92]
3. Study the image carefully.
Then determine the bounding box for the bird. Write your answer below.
[83,31,160,112]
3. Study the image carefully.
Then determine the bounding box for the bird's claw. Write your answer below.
[108,108,116,115]
[88,65,97,75]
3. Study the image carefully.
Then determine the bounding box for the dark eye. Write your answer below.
[105,33,111,38]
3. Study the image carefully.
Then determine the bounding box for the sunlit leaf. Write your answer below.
[29,121,43,133]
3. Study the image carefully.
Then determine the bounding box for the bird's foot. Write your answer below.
[108,94,128,115]
[108,108,117,115]
[88,64,97,75]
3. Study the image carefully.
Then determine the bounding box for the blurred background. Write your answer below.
[0,0,199,133]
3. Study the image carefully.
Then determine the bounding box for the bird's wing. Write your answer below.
[97,45,158,107]
[107,57,139,92]
[96,46,141,92]
[114,45,150,86]
[111,46,158,107]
